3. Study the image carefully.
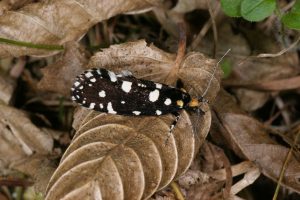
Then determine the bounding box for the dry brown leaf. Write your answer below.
[194,21,299,111]
[45,40,222,199]
[89,40,221,102]
[0,104,55,192]
[37,42,90,96]
[176,141,232,200]
[212,90,300,193]
[220,26,299,111]
[46,109,212,199]
[229,55,298,111]
[0,0,161,58]
[223,75,300,91]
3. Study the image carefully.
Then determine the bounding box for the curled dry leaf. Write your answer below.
[0,73,16,104]
[45,40,222,199]
[0,105,53,161]
[212,90,300,193]
[0,104,54,192]
[0,0,161,58]
[172,0,212,13]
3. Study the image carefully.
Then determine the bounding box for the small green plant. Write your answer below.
[281,0,300,29]
[220,59,233,79]
[221,0,300,30]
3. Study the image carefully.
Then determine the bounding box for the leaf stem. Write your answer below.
[0,37,64,51]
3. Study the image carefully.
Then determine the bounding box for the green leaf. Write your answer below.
[221,0,242,17]
[241,0,276,22]
[282,0,300,30]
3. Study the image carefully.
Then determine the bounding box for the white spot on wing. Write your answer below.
[89,103,95,109]
[121,81,132,93]
[132,111,141,115]
[71,96,76,101]
[156,110,162,115]
[90,78,96,82]
[121,101,125,104]
[108,70,117,82]
[79,85,84,90]
[155,83,162,89]
[107,102,117,114]
[74,81,80,87]
[138,83,146,88]
[99,103,104,109]
[85,72,93,78]
[99,90,106,97]
[149,89,160,102]
[164,98,171,105]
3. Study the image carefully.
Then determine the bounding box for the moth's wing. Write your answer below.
[112,77,184,115]
[71,68,184,115]
[71,68,122,113]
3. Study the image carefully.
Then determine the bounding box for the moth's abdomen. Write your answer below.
[71,68,191,116]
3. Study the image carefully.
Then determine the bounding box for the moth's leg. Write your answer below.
[198,96,209,104]
[120,70,133,77]
[165,112,181,144]
[196,107,205,115]
[170,112,180,132]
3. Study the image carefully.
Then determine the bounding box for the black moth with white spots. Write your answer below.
[71,68,200,116]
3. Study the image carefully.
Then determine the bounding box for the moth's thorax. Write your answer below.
[175,91,191,108]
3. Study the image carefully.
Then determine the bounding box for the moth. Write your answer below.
[71,68,203,117]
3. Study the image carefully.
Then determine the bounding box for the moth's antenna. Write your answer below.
[201,49,231,99]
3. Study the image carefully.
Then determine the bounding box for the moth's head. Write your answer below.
[187,98,199,108]
[185,96,209,112]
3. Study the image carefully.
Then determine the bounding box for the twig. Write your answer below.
[190,2,221,51]
[206,0,218,58]
[170,181,185,200]
[165,22,186,85]
[257,36,300,58]
[272,128,300,200]
[0,177,33,187]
